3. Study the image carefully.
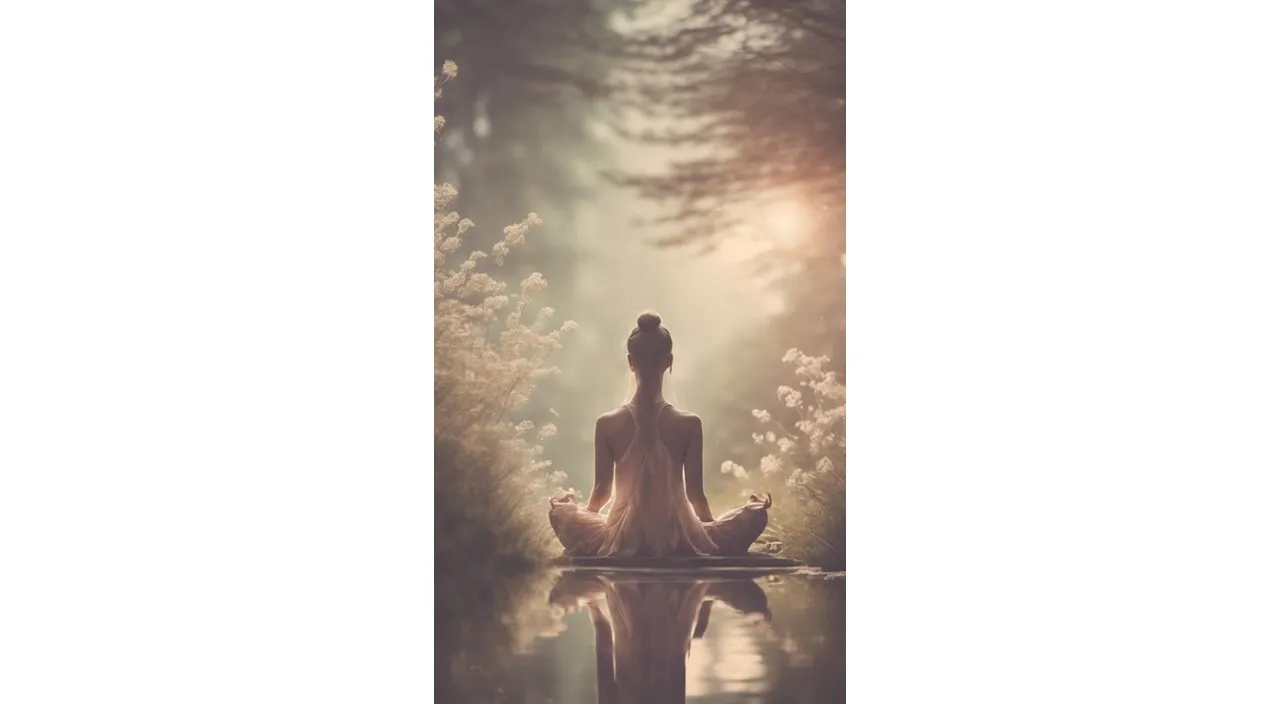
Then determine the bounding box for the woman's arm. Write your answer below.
[588,601,618,704]
[692,600,714,639]
[585,416,614,513]
[684,416,715,522]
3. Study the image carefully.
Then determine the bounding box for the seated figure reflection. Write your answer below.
[549,572,772,704]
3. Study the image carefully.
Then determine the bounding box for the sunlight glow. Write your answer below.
[760,198,809,247]
[716,198,811,264]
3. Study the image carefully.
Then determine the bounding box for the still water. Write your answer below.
[438,568,845,703]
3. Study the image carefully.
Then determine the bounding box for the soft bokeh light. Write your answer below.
[760,198,810,247]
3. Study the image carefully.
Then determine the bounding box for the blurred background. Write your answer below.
[434,0,845,506]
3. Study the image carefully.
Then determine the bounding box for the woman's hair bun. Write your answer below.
[636,311,662,331]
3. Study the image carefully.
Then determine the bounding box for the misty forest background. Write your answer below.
[434,0,845,576]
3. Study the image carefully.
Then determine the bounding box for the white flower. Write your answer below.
[434,183,458,211]
[761,455,783,475]
[721,461,749,479]
[503,224,526,246]
[521,272,547,297]
[441,60,458,78]
[502,213,541,247]
[752,409,772,423]
[778,385,803,408]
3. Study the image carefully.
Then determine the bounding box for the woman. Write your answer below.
[549,311,771,557]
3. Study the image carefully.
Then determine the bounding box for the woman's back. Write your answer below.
[596,400,718,557]
[596,400,697,475]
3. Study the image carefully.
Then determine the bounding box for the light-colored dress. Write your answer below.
[548,402,769,557]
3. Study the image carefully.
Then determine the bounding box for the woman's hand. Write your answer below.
[706,578,771,621]
[693,503,715,523]
[549,573,607,611]
[549,493,577,508]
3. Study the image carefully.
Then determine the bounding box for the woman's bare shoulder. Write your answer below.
[596,406,631,429]
[666,406,703,430]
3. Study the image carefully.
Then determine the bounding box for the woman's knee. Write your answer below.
[752,507,768,530]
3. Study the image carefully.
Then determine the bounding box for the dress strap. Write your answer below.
[623,401,670,435]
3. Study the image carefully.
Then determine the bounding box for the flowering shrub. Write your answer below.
[721,349,845,568]
[434,61,575,568]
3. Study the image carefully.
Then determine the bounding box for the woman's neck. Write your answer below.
[631,375,665,406]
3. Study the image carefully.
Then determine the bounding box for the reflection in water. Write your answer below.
[690,614,769,698]
[437,568,844,703]
[549,571,791,704]
[435,565,561,703]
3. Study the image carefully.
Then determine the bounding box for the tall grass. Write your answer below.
[720,350,846,569]
[435,61,575,573]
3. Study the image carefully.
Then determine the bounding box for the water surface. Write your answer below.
[439,567,845,703]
